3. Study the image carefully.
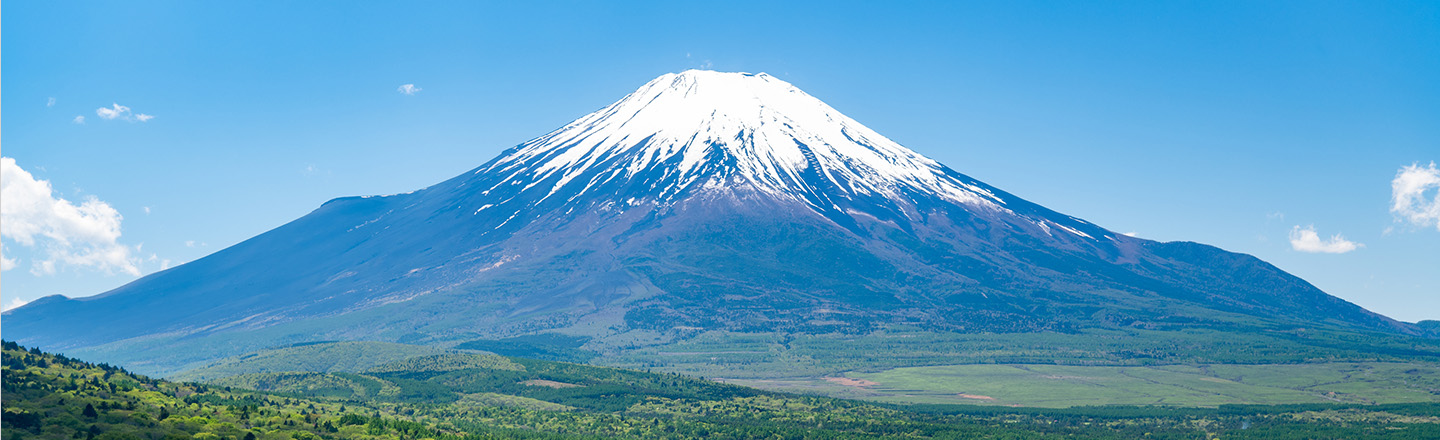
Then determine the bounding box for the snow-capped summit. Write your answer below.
[479,70,1001,213]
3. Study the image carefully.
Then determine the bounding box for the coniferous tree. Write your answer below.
[82,403,98,418]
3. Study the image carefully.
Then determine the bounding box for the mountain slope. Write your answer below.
[3,70,1418,374]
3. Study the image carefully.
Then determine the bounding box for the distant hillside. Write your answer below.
[171,341,447,382]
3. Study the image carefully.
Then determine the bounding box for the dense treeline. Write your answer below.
[5,340,1439,439]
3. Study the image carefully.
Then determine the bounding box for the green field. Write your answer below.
[598,327,1440,379]
[722,362,1440,407]
[151,334,1440,409]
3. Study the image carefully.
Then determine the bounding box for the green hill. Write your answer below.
[0,341,474,440]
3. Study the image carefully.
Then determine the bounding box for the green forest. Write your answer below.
[4,340,1439,440]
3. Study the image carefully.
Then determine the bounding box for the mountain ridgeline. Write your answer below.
[2,70,1424,375]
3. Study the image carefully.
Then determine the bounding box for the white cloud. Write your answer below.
[143,206,151,214]
[3,297,30,312]
[1391,162,1440,231]
[397,84,422,95]
[73,116,86,124]
[185,240,196,248]
[96,103,130,120]
[1,245,15,271]
[95,103,154,122]
[1122,232,1139,237]
[47,97,57,107]
[0,157,142,276]
[1289,225,1362,254]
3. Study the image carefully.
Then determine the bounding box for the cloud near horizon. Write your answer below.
[1391,162,1440,231]
[3,297,29,312]
[1289,225,1362,254]
[0,157,142,276]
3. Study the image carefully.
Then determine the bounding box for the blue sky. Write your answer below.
[4,1,1438,321]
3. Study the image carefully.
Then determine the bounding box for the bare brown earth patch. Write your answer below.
[823,377,880,387]
[521,379,583,388]
[958,393,996,400]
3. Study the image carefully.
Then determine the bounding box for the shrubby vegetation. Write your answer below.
[601,326,1440,379]
[5,340,1439,439]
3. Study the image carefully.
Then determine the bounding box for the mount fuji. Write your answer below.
[4,70,1421,374]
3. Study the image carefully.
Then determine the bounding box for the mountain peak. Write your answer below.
[473,71,1010,220]
[644,70,786,110]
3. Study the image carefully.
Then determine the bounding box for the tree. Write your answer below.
[83,403,99,418]
[243,432,257,440]
[159,406,170,421]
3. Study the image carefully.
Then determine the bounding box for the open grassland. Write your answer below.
[599,326,1440,380]
[722,362,1440,407]
[151,332,1440,409]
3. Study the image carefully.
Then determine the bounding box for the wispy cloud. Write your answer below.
[3,297,29,312]
[47,97,56,108]
[147,253,175,271]
[0,157,142,276]
[1289,225,1362,254]
[397,84,422,95]
[73,116,86,124]
[1391,162,1440,231]
[96,103,129,120]
[1,245,15,272]
[685,53,714,69]
[95,103,154,122]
